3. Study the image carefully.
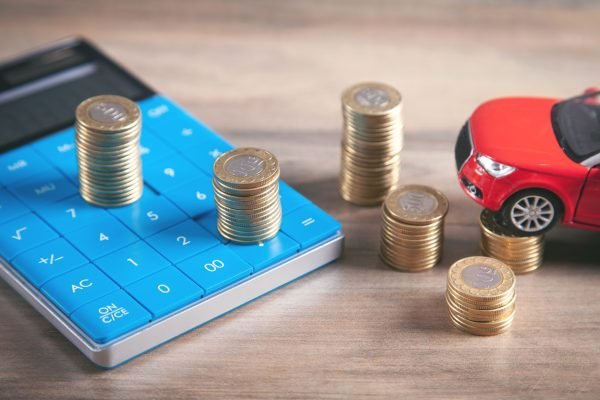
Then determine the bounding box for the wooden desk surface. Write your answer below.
[1,1,599,398]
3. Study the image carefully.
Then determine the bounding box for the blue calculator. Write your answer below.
[0,38,343,368]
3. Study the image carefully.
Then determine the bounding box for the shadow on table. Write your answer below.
[544,226,600,267]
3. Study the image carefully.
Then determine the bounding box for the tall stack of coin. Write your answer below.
[340,82,403,206]
[380,185,448,272]
[75,95,143,207]
[446,256,516,336]
[213,147,281,243]
[480,209,544,274]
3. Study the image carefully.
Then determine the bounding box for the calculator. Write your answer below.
[0,38,343,368]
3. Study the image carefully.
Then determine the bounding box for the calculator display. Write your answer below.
[0,38,153,152]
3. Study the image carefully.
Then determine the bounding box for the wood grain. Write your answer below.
[1,1,600,399]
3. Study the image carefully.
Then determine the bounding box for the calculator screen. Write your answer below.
[0,38,153,152]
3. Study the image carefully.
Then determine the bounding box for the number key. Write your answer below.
[164,175,215,218]
[95,241,170,286]
[109,190,186,238]
[146,220,219,264]
[37,195,111,235]
[177,245,252,295]
[143,155,203,194]
[125,267,204,318]
[63,215,138,260]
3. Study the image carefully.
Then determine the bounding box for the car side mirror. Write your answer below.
[583,87,600,104]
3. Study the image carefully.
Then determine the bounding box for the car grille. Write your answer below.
[455,122,472,171]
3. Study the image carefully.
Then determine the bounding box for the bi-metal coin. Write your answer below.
[75,95,143,207]
[446,256,517,336]
[479,209,544,274]
[213,147,282,244]
[340,82,404,206]
[379,185,449,272]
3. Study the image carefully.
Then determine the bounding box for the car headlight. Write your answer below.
[476,154,516,178]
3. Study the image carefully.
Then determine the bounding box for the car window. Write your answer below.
[552,92,600,163]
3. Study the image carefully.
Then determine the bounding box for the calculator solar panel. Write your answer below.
[0,38,343,368]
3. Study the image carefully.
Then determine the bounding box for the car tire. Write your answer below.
[499,189,562,236]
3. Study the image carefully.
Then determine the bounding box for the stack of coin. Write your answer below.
[380,185,449,272]
[75,95,143,207]
[213,147,281,243]
[446,256,516,336]
[480,209,544,274]
[340,82,403,206]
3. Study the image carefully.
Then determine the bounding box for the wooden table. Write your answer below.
[1,1,599,398]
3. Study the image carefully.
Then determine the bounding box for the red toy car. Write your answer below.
[455,90,600,236]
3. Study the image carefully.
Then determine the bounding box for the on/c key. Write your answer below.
[71,290,151,344]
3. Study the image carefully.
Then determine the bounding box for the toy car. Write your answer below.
[455,89,600,236]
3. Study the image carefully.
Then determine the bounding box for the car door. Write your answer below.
[575,166,600,226]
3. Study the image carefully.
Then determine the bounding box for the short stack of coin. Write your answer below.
[380,185,449,272]
[75,95,143,207]
[213,147,282,243]
[480,209,544,274]
[446,256,516,336]
[340,82,403,206]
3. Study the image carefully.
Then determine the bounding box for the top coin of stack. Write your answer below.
[75,95,143,207]
[340,82,403,206]
[380,185,449,272]
[446,256,516,336]
[213,147,282,244]
[480,209,544,274]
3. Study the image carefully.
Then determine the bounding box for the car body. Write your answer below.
[455,90,600,236]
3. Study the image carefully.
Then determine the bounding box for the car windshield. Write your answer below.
[551,91,600,163]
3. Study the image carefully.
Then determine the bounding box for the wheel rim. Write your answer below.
[510,195,555,233]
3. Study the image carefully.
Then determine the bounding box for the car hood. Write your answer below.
[470,97,585,176]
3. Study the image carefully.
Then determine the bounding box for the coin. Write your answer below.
[479,209,544,274]
[340,82,404,206]
[213,147,282,243]
[379,185,448,272]
[446,256,517,336]
[75,95,143,207]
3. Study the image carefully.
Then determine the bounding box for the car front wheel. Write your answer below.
[499,190,562,236]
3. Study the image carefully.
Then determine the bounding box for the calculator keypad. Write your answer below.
[12,238,88,287]
[0,95,342,344]
[126,266,204,319]
[42,264,119,315]
[0,213,58,259]
[109,189,187,238]
[0,189,29,224]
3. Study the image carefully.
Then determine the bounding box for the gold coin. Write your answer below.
[446,256,517,336]
[379,185,447,272]
[213,147,279,189]
[212,147,282,244]
[342,82,402,115]
[384,185,449,225]
[447,256,515,301]
[479,209,544,274]
[339,82,403,206]
[75,95,143,207]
